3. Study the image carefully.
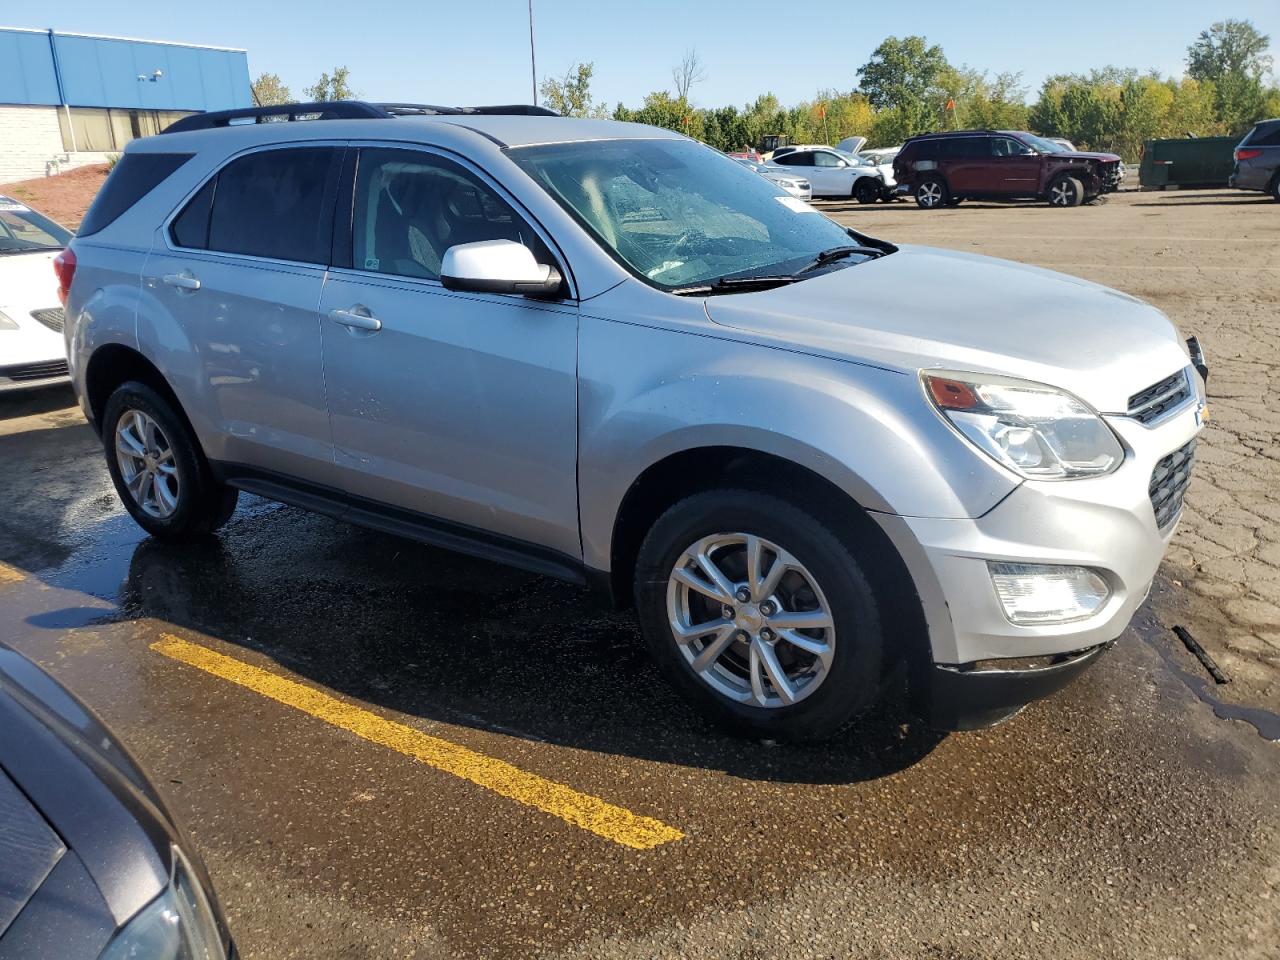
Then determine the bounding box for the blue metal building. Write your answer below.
[0,26,251,181]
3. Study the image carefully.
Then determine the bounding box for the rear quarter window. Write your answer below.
[78,153,192,237]
[1248,122,1280,147]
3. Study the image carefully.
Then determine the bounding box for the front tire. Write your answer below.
[1048,175,1083,207]
[854,178,881,204]
[915,175,949,209]
[103,381,238,540]
[634,489,884,741]
[1269,174,1280,202]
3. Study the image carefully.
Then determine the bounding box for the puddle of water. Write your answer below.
[1134,612,1280,742]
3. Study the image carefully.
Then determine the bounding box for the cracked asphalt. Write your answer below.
[1,189,1278,959]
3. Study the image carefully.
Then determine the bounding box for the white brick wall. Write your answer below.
[0,105,114,185]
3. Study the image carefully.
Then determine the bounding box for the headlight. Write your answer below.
[98,846,226,960]
[923,371,1124,480]
[0,309,18,330]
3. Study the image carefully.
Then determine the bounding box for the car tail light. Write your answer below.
[53,247,76,305]
[1235,148,1263,161]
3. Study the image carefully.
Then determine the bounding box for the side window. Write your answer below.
[992,137,1032,157]
[954,137,988,159]
[170,178,216,249]
[784,151,815,167]
[1250,123,1280,147]
[200,147,339,264]
[813,151,843,167]
[352,148,552,282]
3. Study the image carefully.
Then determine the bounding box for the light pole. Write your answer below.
[528,0,538,106]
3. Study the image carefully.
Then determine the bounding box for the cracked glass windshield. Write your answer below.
[510,138,869,290]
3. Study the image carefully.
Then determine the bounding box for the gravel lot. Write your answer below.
[0,186,1276,960]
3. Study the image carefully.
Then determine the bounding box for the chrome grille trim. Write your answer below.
[1127,368,1192,425]
[1149,438,1196,531]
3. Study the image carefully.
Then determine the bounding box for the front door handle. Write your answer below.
[328,308,382,332]
[162,272,201,291]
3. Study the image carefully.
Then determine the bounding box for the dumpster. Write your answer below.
[1139,136,1238,188]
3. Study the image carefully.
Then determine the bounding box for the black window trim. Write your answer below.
[162,140,347,270]
[328,139,578,302]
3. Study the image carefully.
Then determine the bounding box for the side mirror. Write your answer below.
[439,240,564,298]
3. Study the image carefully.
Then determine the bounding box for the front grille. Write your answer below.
[30,307,64,333]
[1127,369,1191,424]
[1149,438,1196,530]
[0,359,69,382]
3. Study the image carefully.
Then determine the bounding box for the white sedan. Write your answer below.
[734,159,812,200]
[0,196,72,392]
[766,147,884,201]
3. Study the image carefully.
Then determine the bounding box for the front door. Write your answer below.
[318,146,580,560]
[988,137,1042,196]
[143,144,343,484]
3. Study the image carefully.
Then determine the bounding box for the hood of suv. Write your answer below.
[704,245,1188,414]
[1051,150,1122,163]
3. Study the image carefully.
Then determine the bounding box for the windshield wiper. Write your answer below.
[670,275,798,296]
[795,245,883,275]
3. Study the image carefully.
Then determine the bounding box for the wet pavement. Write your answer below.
[1,382,1278,959]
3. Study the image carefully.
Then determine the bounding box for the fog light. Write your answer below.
[988,562,1111,625]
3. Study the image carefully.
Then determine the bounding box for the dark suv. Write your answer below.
[894,130,1124,209]
[1229,118,1280,200]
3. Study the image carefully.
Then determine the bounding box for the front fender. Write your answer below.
[577,312,1019,572]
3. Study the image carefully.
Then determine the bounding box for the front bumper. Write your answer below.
[0,359,71,393]
[924,643,1110,730]
[874,377,1204,724]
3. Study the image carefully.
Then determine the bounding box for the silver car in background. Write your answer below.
[62,103,1205,740]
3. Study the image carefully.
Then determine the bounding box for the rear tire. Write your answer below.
[854,178,881,204]
[634,489,884,742]
[1270,174,1280,202]
[915,175,949,209]
[103,381,238,540]
[1048,175,1084,207]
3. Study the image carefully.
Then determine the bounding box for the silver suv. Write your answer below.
[61,102,1207,741]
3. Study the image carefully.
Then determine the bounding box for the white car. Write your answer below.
[858,146,901,191]
[767,147,884,202]
[734,159,812,200]
[0,196,72,392]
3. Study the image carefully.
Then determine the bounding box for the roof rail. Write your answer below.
[163,100,559,134]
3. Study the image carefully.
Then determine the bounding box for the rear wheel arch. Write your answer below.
[607,446,928,672]
[85,344,188,439]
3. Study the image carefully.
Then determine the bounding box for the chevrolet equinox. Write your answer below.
[59,102,1207,740]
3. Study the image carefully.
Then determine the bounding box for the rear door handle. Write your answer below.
[328,308,382,332]
[162,273,201,291]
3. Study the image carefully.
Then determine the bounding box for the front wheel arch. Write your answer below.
[608,446,928,676]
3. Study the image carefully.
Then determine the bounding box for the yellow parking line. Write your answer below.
[151,635,684,850]
[0,562,26,587]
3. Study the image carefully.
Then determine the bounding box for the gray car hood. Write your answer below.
[705,244,1190,413]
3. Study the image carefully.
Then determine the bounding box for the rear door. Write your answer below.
[143,144,343,484]
[316,144,580,560]
[942,136,995,193]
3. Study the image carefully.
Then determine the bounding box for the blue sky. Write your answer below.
[18,1,1280,108]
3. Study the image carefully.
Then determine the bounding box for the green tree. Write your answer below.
[1187,19,1274,132]
[251,72,292,107]
[856,36,949,135]
[540,62,607,118]
[304,67,355,102]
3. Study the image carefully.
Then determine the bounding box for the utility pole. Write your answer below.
[528,0,538,106]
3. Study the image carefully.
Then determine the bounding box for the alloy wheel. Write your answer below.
[115,409,180,519]
[1050,180,1076,206]
[666,533,836,708]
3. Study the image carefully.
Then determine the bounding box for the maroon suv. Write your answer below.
[893,130,1124,209]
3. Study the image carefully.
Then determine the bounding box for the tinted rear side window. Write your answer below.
[1249,122,1280,146]
[204,148,340,264]
[78,152,192,237]
[170,178,215,249]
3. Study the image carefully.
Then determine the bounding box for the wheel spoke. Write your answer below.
[673,617,731,643]
[154,476,178,512]
[751,637,796,705]
[127,469,147,496]
[778,628,831,659]
[138,472,155,509]
[767,609,831,631]
[117,428,146,459]
[672,566,730,602]
[745,535,764,599]
[156,446,174,465]
[691,626,736,673]
[693,549,736,600]
[758,551,788,600]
